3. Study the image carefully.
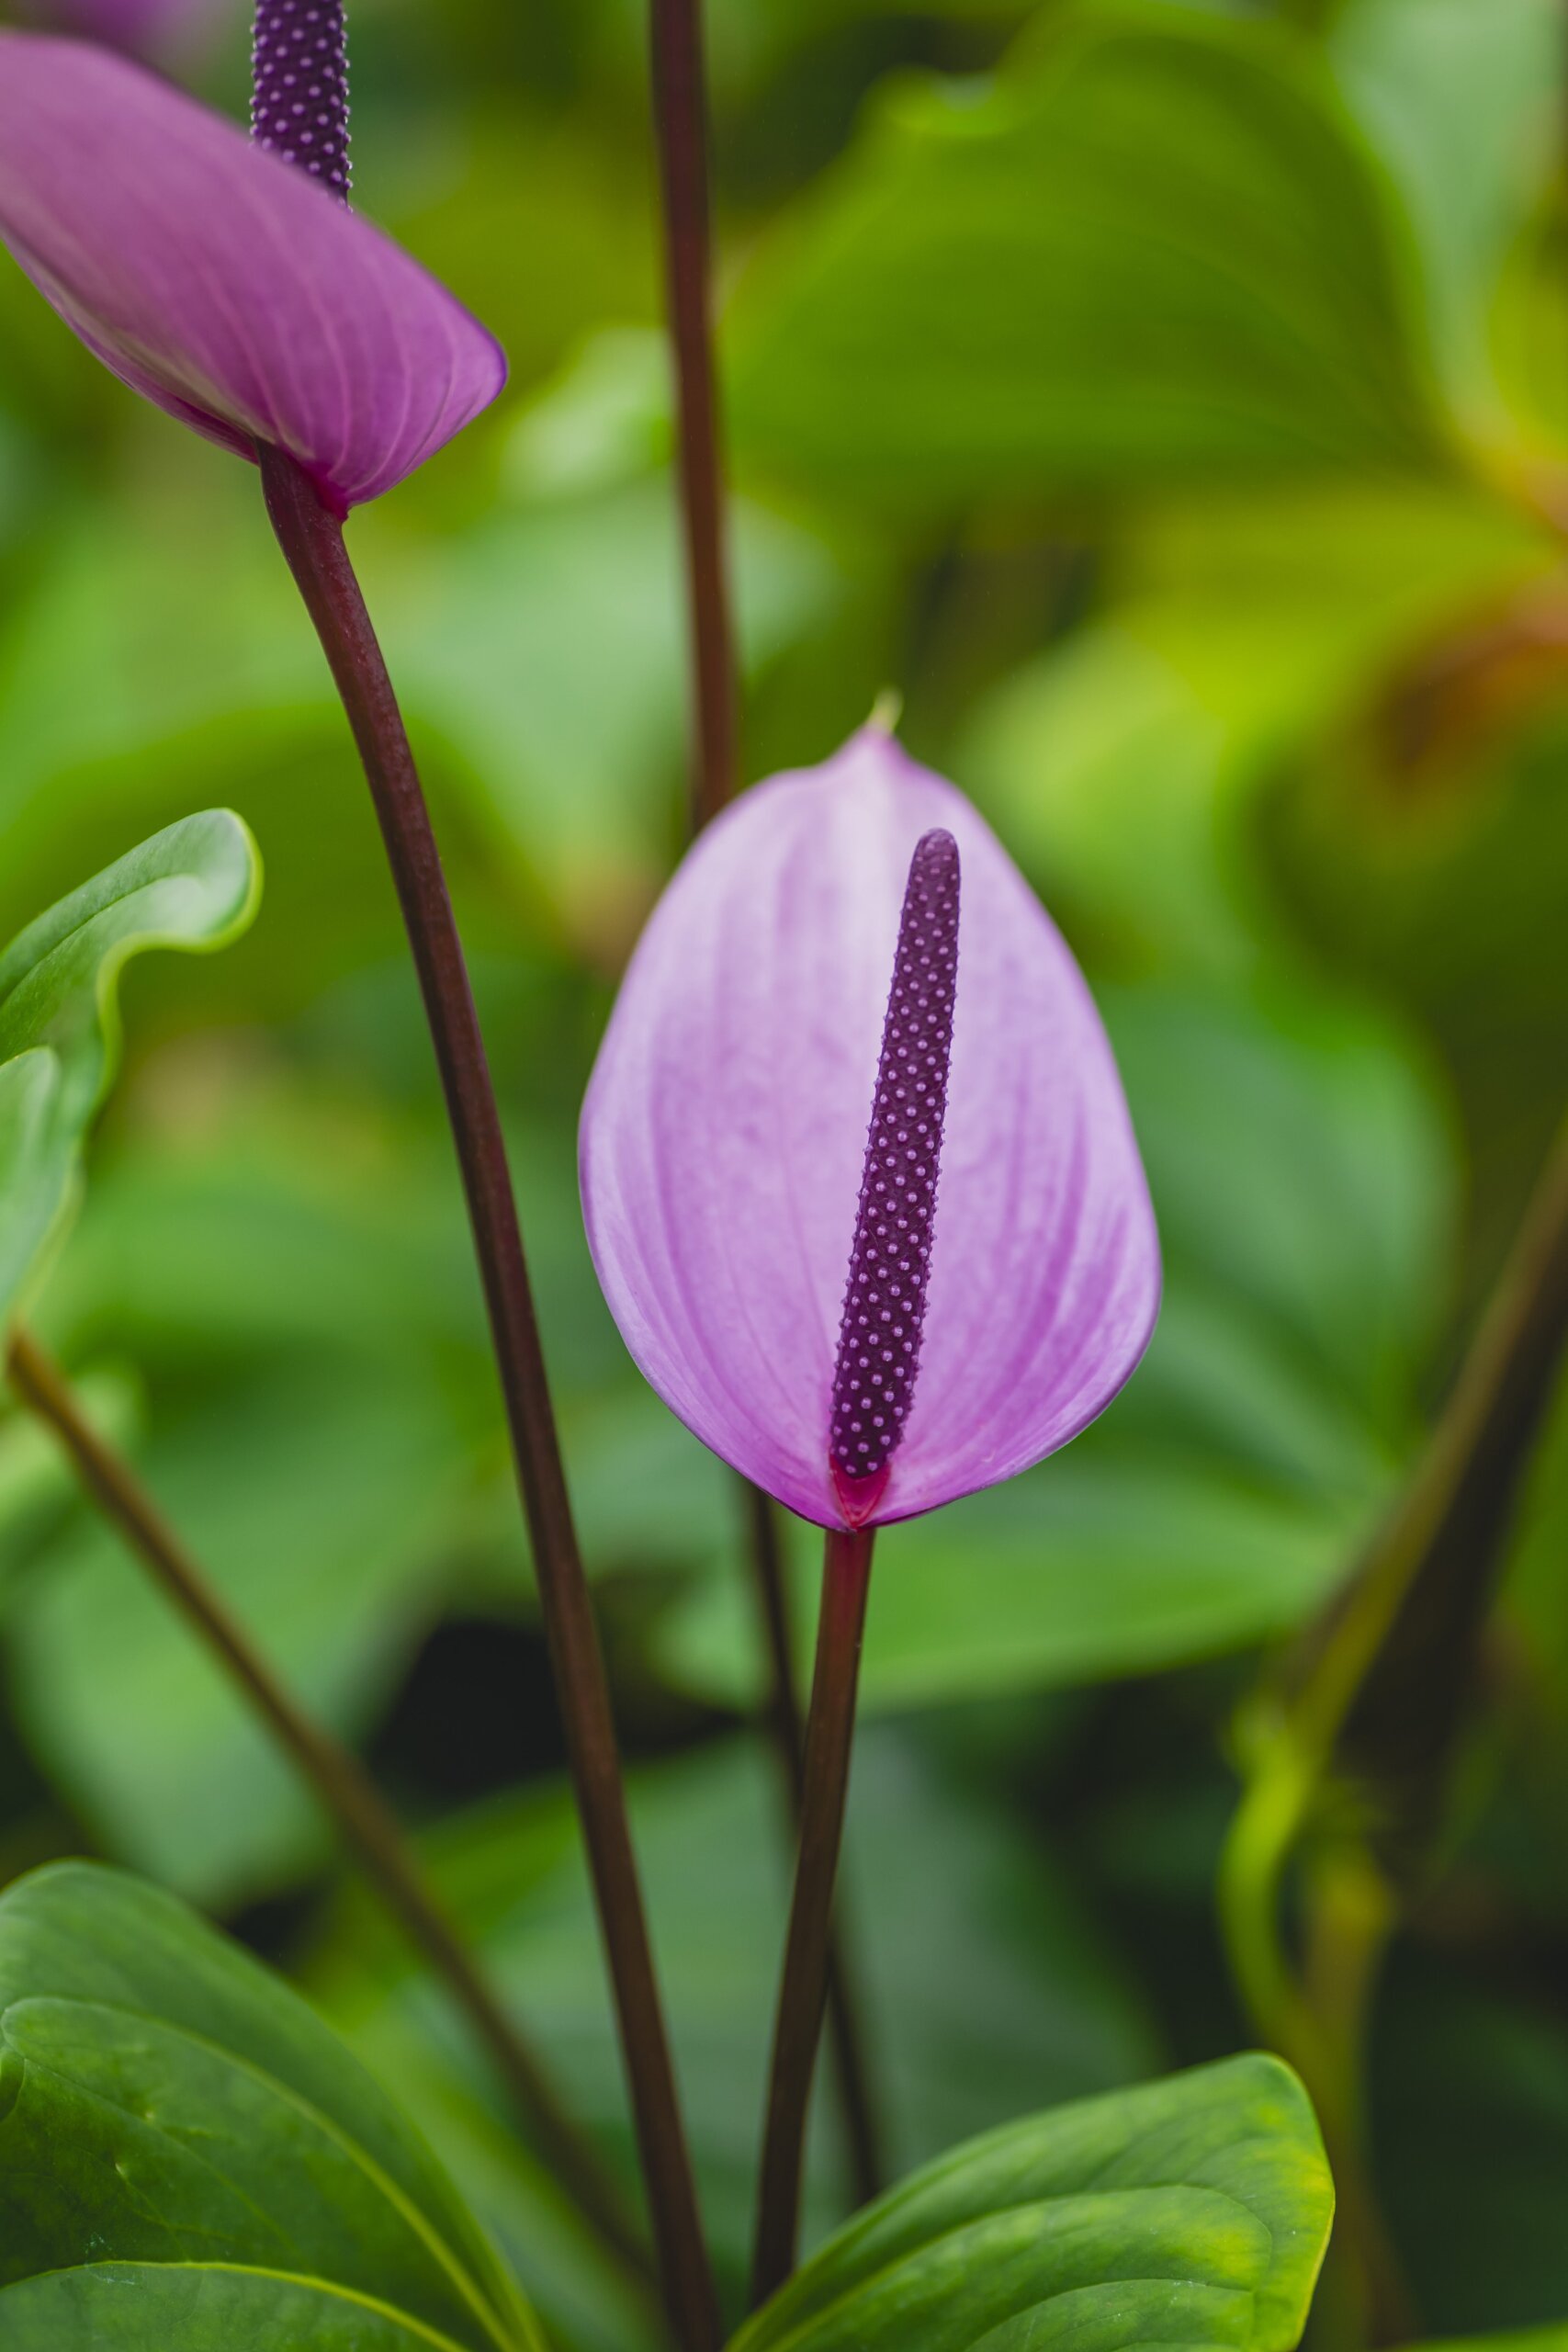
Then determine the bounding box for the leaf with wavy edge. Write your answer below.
[0,809,260,1330]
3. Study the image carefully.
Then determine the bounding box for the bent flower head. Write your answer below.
[581,729,1161,1532]
[0,25,504,512]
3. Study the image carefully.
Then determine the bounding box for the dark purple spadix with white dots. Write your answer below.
[829,827,961,1521]
[252,0,351,200]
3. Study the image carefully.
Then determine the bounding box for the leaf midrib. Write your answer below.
[746,2168,1278,2352]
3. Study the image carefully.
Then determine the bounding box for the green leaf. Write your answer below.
[732,2052,1332,2352]
[1403,2338,1568,2352]
[374,477,840,945]
[0,1861,541,2352]
[0,811,260,1332]
[1330,0,1560,419]
[728,1,1444,512]
[953,478,1551,973]
[7,1363,491,1906]
[1374,1951,1568,2335]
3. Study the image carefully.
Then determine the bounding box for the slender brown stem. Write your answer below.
[740,1482,883,2208]
[649,0,738,828]
[5,1324,648,2286]
[647,0,886,2222]
[258,445,720,2352]
[750,1526,875,2306]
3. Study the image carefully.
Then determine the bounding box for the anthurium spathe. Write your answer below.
[581,724,1162,1532]
[0,30,504,511]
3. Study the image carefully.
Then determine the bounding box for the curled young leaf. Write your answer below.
[0,809,260,1332]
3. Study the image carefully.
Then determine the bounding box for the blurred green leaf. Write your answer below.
[1375,1951,1568,2334]
[0,1861,540,2352]
[1403,2338,1568,2352]
[1330,0,1561,422]
[728,1,1444,512]
[371,477,840,946]
[733,2052,1332,2352]
[505,330,672,503]
[6,1364,488,1906]
[307,1730,1156,2318]
[657,979,1454,1710]
[0,1366,140,1600]
[955,479,1551,969]
[0,812,260,1333]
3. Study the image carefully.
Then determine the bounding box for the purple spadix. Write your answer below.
[581,727,1161,1533]
[252,0,351,198]
[0,20,503,511]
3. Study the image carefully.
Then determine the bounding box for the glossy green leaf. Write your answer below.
[728,1,1444,511]
[733,2052,1332,2352]
[0,811,259,1332]
[0,1861,541,2352]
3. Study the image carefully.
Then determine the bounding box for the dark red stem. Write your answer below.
[649,0,738,826]
[750,1525,876,2305]
[647,0,884,2231]
[258,445,720,2352]
[741,1482,884,2209]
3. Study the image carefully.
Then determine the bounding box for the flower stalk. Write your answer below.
[258,445,720,2352]
[647,0,885,2215]
[742,1484,884,2207]
[4,1323,649,2289]
[649,0,737,833]
[750,1525,876,2306]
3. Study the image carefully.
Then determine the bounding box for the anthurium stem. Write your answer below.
[258,446,720,2352]
[742,1483,883,2207]
[4,1323,649,2290]
[649,0,737,832]
[647,0,886,2222]
[751,1525,875,2305]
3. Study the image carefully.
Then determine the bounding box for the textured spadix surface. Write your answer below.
[581,729,1160,1530]
[0,35,505,511]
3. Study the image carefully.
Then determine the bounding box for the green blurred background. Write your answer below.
[1,0,1567,2345]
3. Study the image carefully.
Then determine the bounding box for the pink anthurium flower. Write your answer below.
[581,724,1162,1533]
[0,22,504,511]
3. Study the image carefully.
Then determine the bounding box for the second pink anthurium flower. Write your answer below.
[581,726,1162,1533]
[0,27,504,513]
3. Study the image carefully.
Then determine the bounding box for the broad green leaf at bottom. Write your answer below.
[732,2053,1332,2352]
[0,1864,540,2352]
